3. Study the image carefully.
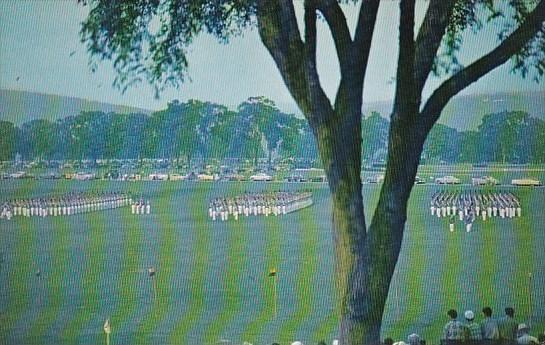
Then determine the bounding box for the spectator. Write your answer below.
[464,310,482,341]
[537,334,545,345]
[498,307,519,341]
[407,333,420,345]
[481,307,500,341]
[443,309,466,342]
[516,324,539,344]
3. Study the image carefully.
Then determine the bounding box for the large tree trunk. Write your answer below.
[314,109,378,345]
[365,116,426,342]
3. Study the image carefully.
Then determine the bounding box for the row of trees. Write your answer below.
[1,105,543,164]
[0,97,311,165]
[363,111,545,164]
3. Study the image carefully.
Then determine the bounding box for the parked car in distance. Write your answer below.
[511,178,542,186]
[414,176,426,184]
[285,175,305,183]
[250,173,273,182]
[435,175,461,184]
[472,176,499,186]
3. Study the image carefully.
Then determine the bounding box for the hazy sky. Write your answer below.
[0,1,543,114]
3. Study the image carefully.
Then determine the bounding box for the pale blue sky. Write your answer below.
[0,0,542,114]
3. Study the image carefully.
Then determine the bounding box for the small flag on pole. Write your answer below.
[104,318,111,345]
[103,319,111,334]
[268,268,277,277]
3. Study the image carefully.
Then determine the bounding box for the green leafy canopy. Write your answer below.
[80,0,545,95]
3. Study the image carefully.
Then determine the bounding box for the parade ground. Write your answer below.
[0,178,544,345]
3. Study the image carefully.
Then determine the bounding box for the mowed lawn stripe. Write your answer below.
[512,189,535,322]
[61,185,110,344]
[134,182,177,345]
[394,188,428,338]
[242,192,282,343]
[277,198,318,343]
[203,182,247,345]
[167,183,212,345]
[107,182,146,342]
[1,193,37,342]
[477,196,499,309]
[24,181,74,344]
[0,180,34,333]
[422,188,464,341]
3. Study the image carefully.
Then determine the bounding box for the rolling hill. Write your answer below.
[361,91,545,131]
[0,89,152,124]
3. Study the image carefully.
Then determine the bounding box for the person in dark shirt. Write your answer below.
[498,307,519,342]
[481,307,500,341]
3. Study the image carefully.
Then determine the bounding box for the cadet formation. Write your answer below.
[0,191,150,220]
[208,191,313,221]
[130,198,152,215]
[430,190,521,232]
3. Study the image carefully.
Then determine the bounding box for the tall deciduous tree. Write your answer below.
[80,1,545,343]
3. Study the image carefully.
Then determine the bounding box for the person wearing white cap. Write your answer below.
[393,342,407,345]
[407,333,420,345]
[464,310,482,341]
[516,324,539,345]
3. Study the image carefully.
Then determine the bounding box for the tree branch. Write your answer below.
[352,0,381,85]
[414,0,457,99]
[420,0,545,132]
[393,0,417,120]
[316,0,353,76]
[256,0,333,127]
[304,0,318,71]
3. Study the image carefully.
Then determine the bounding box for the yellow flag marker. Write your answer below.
[103,318,111,345]
[269,268,278,318]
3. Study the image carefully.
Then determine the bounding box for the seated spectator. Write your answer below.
[443,309,466,342]
[498,307,518,341]
[481,306,500,341]
[464,310,482,341]
[516,324,539,344]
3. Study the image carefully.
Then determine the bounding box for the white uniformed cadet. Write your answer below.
[449,214,456,232]
[465,210,475,232]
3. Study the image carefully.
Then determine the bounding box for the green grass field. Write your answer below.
[0,179,543,345]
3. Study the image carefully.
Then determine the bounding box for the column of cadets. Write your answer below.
[430,190,521,232]
[208,191,313,221]
[0,191,137,220]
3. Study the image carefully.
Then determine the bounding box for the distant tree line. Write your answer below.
[0,97,312,165]
[0,100,543,165]
[363,111,545,164]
